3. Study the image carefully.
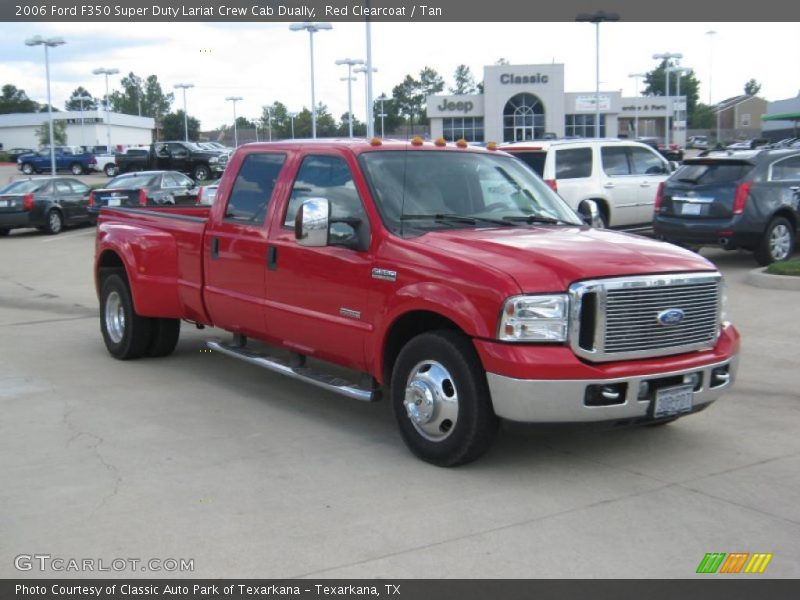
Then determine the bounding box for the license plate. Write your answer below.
[0,200,7,207]
[654,384,693,419]
[107,198,121,207]
[681,203,702,215]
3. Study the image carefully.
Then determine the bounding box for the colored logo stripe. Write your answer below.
[697,553,726,574]
[696,552,773,574]
[719,553,749,573]
[744,553,773,573]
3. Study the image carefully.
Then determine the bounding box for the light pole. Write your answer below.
[173,83,194,142]
[264,108,273,142]
[226,96,243,146]
[576,11,619,138]
[354,65,378,137]
[652,52,683,146]
[93,67,119,152]
[290,22,332,138]
[365,17,375,138]
[674,67,692,145]
[289,112,297,139]
[26,36,66,177]
[628,73,646,138]
[335,58,364,138]
[254,120,259,142]
[706,30,719,143]
[77,94,93,150]
[377,93,388,138]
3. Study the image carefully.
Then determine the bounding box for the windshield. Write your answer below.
[106,174,157,189]
[358,150,581,235]
[0,179,48,194]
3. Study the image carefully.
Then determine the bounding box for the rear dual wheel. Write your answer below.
[100,273,180,360]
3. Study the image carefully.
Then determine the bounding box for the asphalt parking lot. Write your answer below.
[1,167,799,579]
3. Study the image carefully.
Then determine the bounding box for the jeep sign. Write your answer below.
[437,100,474,113]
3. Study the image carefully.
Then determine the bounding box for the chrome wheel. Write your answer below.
[48,211,62,233]
[403,360,459,442]
[770,224,792,261]
[105,290,125,344]
[21,163,33,175]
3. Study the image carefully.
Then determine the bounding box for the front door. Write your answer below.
[203,151,287,337]
[265,152,373,371]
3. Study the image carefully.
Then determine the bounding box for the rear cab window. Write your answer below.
[224,153,286,224]
[555,148,592,179]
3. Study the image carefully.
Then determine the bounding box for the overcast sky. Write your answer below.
[2,21,799,130]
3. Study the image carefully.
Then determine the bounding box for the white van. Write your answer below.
[502,139,672,228]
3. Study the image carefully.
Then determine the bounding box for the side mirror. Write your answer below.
[295,198,330,247]
[580,199,604,228]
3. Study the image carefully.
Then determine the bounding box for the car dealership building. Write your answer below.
[427,63,687,146]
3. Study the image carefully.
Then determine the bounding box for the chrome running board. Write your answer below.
[206,339,378,402]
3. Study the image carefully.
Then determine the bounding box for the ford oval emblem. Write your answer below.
[657,308,685,327]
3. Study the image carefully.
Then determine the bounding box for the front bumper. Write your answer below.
[477,324,740,423]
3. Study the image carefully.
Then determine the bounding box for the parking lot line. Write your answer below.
[40,229,96,243]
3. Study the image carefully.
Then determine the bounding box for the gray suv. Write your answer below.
[654,149,800,265]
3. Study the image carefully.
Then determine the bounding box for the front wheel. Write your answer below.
[100,273,153,360]
[391,330,498,467]
[754,216,795,266]
[192,164,210,181]
[104,164,117,177]
[21,162,34,175]
[70,162,83,176]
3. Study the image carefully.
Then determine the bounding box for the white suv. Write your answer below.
[502,139,672,228]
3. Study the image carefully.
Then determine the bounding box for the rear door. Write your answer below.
[65,179,91,221]
[53,179,79,221]
[628,145,670,223]
[765,154,800,224]
[599,145,639,226]
[552,147,593,210]
[203,151,288,337]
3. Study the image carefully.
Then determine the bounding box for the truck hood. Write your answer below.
[414,226,716,292]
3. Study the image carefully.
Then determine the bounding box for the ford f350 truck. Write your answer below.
[94,139,740,466]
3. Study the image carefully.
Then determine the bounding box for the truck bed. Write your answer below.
[96,206,212,323]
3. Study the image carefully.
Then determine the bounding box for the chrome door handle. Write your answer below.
[603,183,615,189]
[790,186,800,192]
[640,183,651,187]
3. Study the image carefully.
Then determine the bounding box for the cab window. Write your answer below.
[629,147,667,175]
[555,148,592,179]
[224,153,286,223]
[601,147,631,176]
[284,155,368,229]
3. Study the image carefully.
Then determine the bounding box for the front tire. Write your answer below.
[44,209,63,235]
[754,216,795,266]
[100,273,153,360]
[104,164,117,177]
[192,164,210,181]
[391,330,498,467]
[70,162,83,176]
[21,162,34,175]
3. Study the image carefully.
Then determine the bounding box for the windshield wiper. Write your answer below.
[502,214,574,225]
[401,213,514,227]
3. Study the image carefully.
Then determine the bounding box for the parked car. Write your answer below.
[654,149,800,265]
[16,146,96,175]
[0,176,93,235]
[687,136,709,150]
[93,139,739,466]
[5,148,36,162]
[88,170,199,217]
[196,183,219,205]
[114,141,228,181]
[726,139,769,151]
[635,137,684,162]
[503,139,673,228]
[92,151,118,177]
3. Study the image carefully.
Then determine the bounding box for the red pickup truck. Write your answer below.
[94,139,740,466]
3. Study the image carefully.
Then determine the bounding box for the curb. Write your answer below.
[745,267,800,291]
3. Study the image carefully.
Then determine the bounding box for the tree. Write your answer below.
[392,74,423,130]
[109,72,145,115]
[372,95,404,136]
[337,112,366,137]
[643,60,701,128]
[689,103,715,129]
[160,110,200,141]
[290,104,337,138]
[235,116,256,129]
[0,84,39,113]
[744,79,762,96]
[260,101,290,139]
[35,119,67,146]
[65,87,98,111]
[450,64,477,95]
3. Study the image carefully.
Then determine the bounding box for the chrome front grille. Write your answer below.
[569,273,721,362]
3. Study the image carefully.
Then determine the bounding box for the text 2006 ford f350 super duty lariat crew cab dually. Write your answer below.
[94,138,740,466]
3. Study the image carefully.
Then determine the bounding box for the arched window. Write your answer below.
[503,93,545,142]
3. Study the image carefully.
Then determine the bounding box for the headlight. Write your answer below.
[209,156,219,164]
[498,294,570,342]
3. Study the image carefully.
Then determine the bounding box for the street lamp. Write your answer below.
[288,112,298,139]
[26,36,66,177]
[92,67,119,152]
[264,107,273,142]
[226,96,243,146]
[652,52,683,146]
[628,73,646,138]
[335,58,364,138]
[674,67,692,144]
[576,11,619,138]
[706,30,719,143]
[290,22,332,138]
[77,94,93,150]
[354,65,378,138]
[377,93,388,138]
[173,83,194,142]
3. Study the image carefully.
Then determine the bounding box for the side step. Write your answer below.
[206,339,379,402]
